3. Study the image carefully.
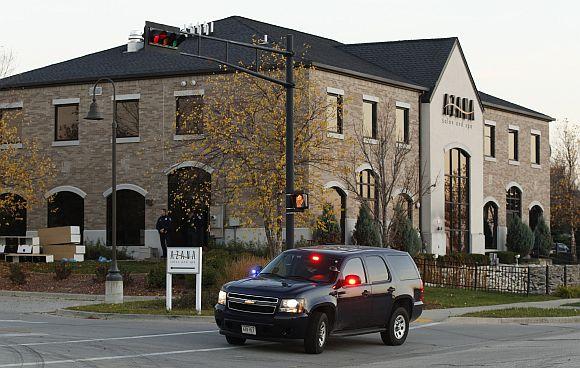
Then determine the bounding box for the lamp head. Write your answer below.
[85,100,103,120]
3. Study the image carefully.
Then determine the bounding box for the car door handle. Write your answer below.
[330,291,346,297]
[362,290,370,297]
[388,287,396,293]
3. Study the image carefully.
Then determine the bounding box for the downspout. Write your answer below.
[418,91,424,252]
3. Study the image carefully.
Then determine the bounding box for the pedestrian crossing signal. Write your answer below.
[289,192,309,212]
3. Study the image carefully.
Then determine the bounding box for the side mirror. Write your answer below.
[343,274,362,287]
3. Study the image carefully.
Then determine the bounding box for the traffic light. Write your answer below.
[144,21,186,50]
[288,191,309,212]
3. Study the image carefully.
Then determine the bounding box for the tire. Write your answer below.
[225,335,246,345]
[381,307,409,346]
[304,311,329,354]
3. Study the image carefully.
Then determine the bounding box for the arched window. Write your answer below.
[396,193,413,223]
[168,167,211,247]
[106,189,145,246]
[0,193,26,236]
[47,191,84,241]
[444,148,470,253]
[483,201,498,249]
[506,186,522,219]
[529,205,543,231]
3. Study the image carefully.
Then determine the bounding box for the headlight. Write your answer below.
[217,290,227,305]
[279,298,305,313]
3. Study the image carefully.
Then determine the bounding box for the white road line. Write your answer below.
[0,330,219,348]
[0,345,252,367]
[0,320,47,324]
[0,334,48,338]
[410,322,443,330]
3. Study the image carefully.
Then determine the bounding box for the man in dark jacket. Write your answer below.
[156,209,172,258]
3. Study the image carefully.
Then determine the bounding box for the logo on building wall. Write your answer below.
[442,94,475,121]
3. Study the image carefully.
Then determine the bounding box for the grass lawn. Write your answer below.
[25,260,163,274]
[424,286,557,309]
[461,307,580,318]
[68,299,214,316]
[562,302,580,308]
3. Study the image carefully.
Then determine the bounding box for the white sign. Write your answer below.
[166,247,203,314]
[167,247,200,274]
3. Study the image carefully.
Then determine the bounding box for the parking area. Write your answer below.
[1,307,579,368]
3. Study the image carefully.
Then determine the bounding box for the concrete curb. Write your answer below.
[0,290,162,302]
[448,316,580,324]
[54,308,215,322]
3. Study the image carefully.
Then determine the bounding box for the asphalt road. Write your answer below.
[0,307,579,368]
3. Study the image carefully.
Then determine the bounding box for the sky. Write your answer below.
[1,0,578,140]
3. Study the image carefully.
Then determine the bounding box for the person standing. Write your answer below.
[156,209,172,258]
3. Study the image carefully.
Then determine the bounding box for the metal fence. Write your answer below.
[415,259,529,294]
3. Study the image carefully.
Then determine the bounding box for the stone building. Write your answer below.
[0,16,553,258]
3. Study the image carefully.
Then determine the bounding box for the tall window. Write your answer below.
[506,186,522,219]
[396,193,413,222]
[529,205,543,231]
[47,191,84,241]
[483,201,498,249]
[444,148,470,253]
[326,93,343,134]
[396,106,409,144]
[508,128,518,161]
[106,189,145,246]
[531,133,540,164]
[0,108,22,143]
[54,104,79,141]
[363,100,377,139]
[176,95,203,135]
[358,169,376,200]
[484,124,495,158]
[116,100,139,138]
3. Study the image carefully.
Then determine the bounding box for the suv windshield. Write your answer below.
[260,251,340,283]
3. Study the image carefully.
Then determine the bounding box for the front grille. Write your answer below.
[227,292,279,314]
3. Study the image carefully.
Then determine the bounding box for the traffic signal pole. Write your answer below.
[285,35,295,250]
[159,24,296,249]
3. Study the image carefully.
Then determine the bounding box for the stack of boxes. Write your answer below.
[38,226,85,261]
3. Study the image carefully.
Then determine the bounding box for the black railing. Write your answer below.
[415,259,529,294]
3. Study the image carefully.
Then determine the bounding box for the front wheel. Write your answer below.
[304,312,329,354]
[381,307,409,346]
[225,335,246,345]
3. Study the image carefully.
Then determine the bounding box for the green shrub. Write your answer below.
[439,253,489,265]
[85,240,131,261]
[352,204,381,247]
[554,285,580,298]
[533,217,552,257]
[146,264,166,289]
[389,204,421,256]
[506,215,534,257]
[313,202,342,244]
[8,264,27,285]
[490,251,518,264]
[94,264,108,283]
[53,261,74,280]
[414,253,435,261]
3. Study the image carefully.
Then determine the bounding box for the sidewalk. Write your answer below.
[423,298,580,322]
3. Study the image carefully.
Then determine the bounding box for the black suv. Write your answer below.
[214,246,424,353]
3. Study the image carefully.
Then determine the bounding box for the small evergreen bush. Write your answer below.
[506,215,534,257]
[53,261,74,280]
[313,202,342,244]
[533,217,552,257]
[146,264,166,289]
[9,264,27,285]
[352,204,381,247]
[389,204,421,256]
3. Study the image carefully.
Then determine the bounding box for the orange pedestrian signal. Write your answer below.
[289,191,309,212]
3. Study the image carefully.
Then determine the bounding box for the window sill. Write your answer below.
[114,137,141,144]
[173,134,205,141]
[531,163,542,169]
[0,143,23,149]
[327,132,344,140]
[396,142,411,150]
[484,156,496,162]
[52,140,79,147]
[508,160,520,166]
[363,137,379,145]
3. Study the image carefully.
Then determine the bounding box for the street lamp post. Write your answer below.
[85,78,123,304]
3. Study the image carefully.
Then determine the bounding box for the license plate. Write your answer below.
[241,325,256,335]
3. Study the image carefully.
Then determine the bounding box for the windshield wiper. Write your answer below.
[285,275,317,282]
[259,272,282,278]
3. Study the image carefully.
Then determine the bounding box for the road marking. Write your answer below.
[0,345,253,367]
[0,320,47,324]
[414,317,432,323]
[0,330,219,347]
[410,322,443,330]
[0,334,48,338]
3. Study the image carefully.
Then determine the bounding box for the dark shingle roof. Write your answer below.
[478,91,554,121]
[0,16,552,121]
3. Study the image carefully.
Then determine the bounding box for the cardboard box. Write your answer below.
[38,226,81,245]
[42,244,85,260]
